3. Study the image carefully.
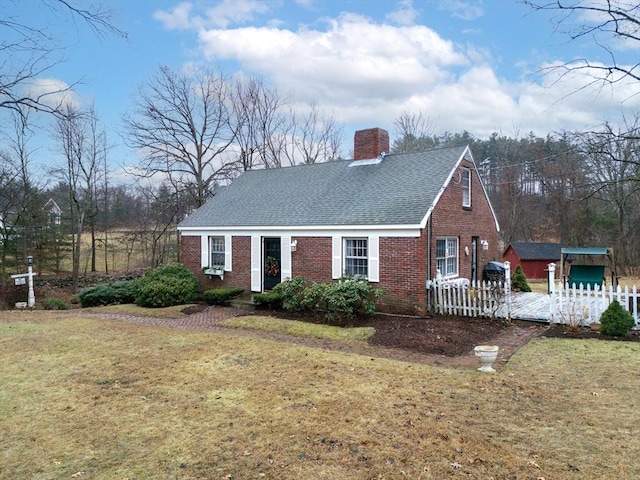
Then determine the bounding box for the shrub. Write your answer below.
[510,265,531,292]
[202,287,244,306]
[272,276,308,311]
[78,281,135,307]
[316,277,383,324]
[42,298,68,310]
[599,300,635,337]
[252,291,282,309]
[132,264,198,308]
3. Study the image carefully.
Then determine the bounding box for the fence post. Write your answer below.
[503,261,511,321]
[548,263,556,324]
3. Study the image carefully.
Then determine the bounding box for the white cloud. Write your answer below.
[155,0,271,30]
[198,13,467,106]
[154,2,196,30]
[438,0,485,21]
[385,0,419,26]
[155,1,636,143]
[25,78,82,111]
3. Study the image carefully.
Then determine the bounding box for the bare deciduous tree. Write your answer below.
[392,110,437,153]
[0,0,126,120]
[231,76,294,170]
[294,103,344,164]
[525,1,639,97]
[123,66,238,208]
[53,105,104,291]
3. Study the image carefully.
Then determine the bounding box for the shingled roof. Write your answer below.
[178,145,471,229]
[507,242,565,260]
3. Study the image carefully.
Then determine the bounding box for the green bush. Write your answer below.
[133,264,198,308]
[252,291,282,309]
[202,287,244,305]
[272,276,308,311]
[316,277,383,324]
[511,265,531,292]
[599,300,635,337]
[42,298,68,310]
[78,281,135,307]
[273,276,383,324]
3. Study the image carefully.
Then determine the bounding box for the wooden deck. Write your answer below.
[507,292,552,323]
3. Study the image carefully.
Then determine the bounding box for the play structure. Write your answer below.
[559,247,618,288]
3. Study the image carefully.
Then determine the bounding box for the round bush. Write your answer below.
[599,300,635,337]
[133,264,198,308]
[78,281,135,307]
[42,298,68,310]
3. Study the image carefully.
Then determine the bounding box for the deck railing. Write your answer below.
[432,262,512,321]
[431,261,639,327]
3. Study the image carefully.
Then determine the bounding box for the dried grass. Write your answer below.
[1,311,639,479]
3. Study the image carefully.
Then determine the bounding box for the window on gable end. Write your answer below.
[209,236,225,268]
[462,167,471,207]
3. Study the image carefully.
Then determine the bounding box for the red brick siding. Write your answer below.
[377,234,429,315]
[429,160,500,281]
[179,159,499,315]
[291,237,333,283]
[353,128,390,160]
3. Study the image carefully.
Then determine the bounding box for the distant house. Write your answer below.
[178,127,500,315]
[502,242,565,280]
[44,199,62,226]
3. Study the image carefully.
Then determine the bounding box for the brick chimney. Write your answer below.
[353,128,389,160]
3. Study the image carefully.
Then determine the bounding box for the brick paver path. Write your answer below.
[72,306,546,369]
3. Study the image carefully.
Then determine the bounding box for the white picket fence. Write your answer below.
[431,261,640,327]
[550,281,639,327]
[432,262,514,321]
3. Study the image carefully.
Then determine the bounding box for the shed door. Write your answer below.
[263,237,281,291]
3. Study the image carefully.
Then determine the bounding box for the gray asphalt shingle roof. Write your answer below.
[508,242,566,260]
[178,146,469,228]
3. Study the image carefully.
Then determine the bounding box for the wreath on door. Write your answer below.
[265,256,280,277]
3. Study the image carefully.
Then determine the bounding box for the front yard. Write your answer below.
[1,310,640,479]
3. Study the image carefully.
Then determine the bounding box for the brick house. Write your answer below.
[177,127,500,315]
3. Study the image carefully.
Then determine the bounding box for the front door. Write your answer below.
[263,237,281,291]
[471,236,479,282]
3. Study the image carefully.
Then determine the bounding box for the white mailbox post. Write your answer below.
[11,255,37,308]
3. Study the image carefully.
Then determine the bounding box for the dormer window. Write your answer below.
[462,167,471,207]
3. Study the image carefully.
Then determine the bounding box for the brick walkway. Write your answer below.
[74,306,546,370]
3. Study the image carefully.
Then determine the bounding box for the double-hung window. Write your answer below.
[344,238,368,277]
[462,167,471,207]
[436,237,458,277]
[209,236,225,268]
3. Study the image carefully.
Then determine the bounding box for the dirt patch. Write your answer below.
[352,314,510,356]
[541,324,640,342]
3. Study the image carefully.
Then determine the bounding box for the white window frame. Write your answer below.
[209,236,225,268]
[344,238,369,278]
[462,167,471,207]
[436,237,459,278]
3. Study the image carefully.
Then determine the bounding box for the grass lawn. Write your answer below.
[2,310,640,479]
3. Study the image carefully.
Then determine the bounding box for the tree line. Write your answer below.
[1,0,639,291]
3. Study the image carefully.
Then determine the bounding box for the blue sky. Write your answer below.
[2,0,638,183]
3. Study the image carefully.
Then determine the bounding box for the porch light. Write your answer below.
[481,240,489,251]
[291,240,298,252]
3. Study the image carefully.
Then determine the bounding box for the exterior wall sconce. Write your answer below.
[291,240,298,252]
[481,240,489,251]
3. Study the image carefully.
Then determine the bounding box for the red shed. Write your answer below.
[503,242,565,280]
